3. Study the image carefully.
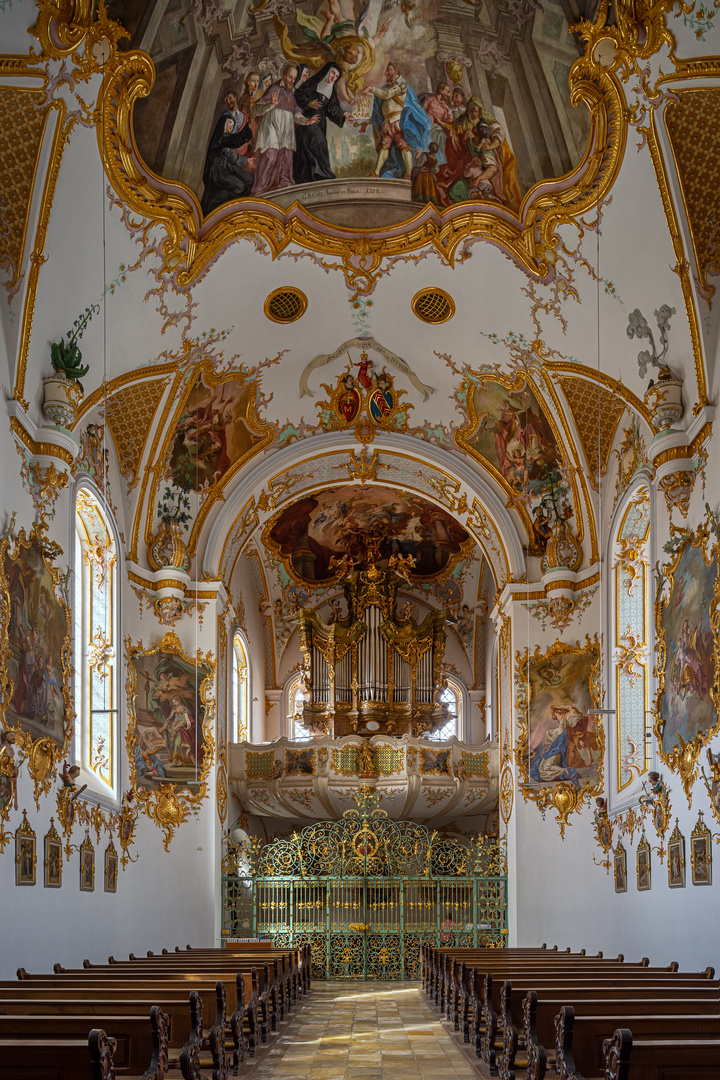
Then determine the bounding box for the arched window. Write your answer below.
[612,485,651,792]
[286,674,311,742]
[232,631,249,742]
[75,487,118,795]
[427,676,464,741]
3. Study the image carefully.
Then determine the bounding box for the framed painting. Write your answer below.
[45,0,629,300]
[15,811,36,885]
[126,631,215,850]
[44,820,62,888]
[80,835,95,892]
[654,524,720,802]
[104,842,119,893]
[613,844,627,894]
[636,836,651,892]
[690,813,712,886]
[454,373,567,554]
[515,637,603,836]
[667,822,685,888]
[0,526,74,800]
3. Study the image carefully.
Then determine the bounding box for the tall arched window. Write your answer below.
[75,487,118,795]
[286,674,311,742]
[612,485,651,792]
[232,631,249,742]
[427,676,464,741]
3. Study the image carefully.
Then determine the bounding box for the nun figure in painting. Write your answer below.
[252,63,321,196]
[293,63,347,185]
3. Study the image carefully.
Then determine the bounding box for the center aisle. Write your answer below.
[248,980,480,1080]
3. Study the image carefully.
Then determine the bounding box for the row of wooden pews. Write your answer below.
[421,944,720,1080]
[0,941,311,1079]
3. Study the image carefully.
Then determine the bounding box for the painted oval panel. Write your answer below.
[265,484,471,582]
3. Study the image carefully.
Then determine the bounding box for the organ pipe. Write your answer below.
[295,567,449,738]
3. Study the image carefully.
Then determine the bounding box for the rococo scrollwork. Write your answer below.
[0,522,74,807]
[27,0,639,298]
[125,630,216,850]
[653,520,720,806]
[515,636,604,838]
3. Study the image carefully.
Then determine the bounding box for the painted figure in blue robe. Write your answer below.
[366,61,431,179]
[530,706,579,787]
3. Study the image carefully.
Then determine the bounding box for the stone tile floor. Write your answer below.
[246,981,480,1079]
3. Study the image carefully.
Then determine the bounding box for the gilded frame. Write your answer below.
[690,812,712,886]
[0,525,75,805]
[454,371,574,552]
[143,358,274,560]
[515,636,604,837]
[15,811,36,886]
[44,820,63,888]
[125,631,216,851]
[667,821,685,888]
[636,835,651,892]
[613,843,627,894]
[653,523,720,805]
[262,482,475,589]
[104,840,118,893]
[79,834,95,892]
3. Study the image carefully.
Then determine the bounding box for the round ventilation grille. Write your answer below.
[264,287,308,323]
[411,288,455,324]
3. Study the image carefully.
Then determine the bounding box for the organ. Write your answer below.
[294,559,451,738]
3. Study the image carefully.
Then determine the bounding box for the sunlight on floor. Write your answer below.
[247,981,480,1079]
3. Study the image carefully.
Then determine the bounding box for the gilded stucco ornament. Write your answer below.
[125,631,216,851]
[592,797,613,874]
[515,637,604,839]
[26,0,637,300]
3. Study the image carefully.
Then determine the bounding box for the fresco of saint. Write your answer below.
[111,0,590,225]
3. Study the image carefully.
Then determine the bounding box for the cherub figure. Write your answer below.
[269,758,284,780]
[400,599,416,621]
[329,553,354,580]
[454,758,468,782]
[388,552,416,582]
[328,597,344,624]
[0,729,20,811]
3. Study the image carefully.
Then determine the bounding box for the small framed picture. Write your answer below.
[44,822,63,888]
[667,823,685,888]
[104,843,118,893]
[636,837,651,891]
[15,813,36,886]
[79,835,95,892]
[690,813,712,886]
[613,844,627,893]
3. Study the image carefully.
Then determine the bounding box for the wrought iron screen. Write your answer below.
[222,798,507,980]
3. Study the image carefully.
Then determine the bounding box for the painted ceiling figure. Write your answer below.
[293,63,347,185]
[201,91,255,215]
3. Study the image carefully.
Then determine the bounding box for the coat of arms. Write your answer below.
[317,353,411,442]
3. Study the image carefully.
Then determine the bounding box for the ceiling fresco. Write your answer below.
[110,0,591,227]
[264,484,472,583]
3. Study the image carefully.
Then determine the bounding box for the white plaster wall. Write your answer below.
[513,795,719,975]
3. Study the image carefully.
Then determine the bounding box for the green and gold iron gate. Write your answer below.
[222,796,507,980]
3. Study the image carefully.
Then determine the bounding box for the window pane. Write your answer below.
[233,633,249,741]
[427,682,462,741]
[75,488,116,792]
